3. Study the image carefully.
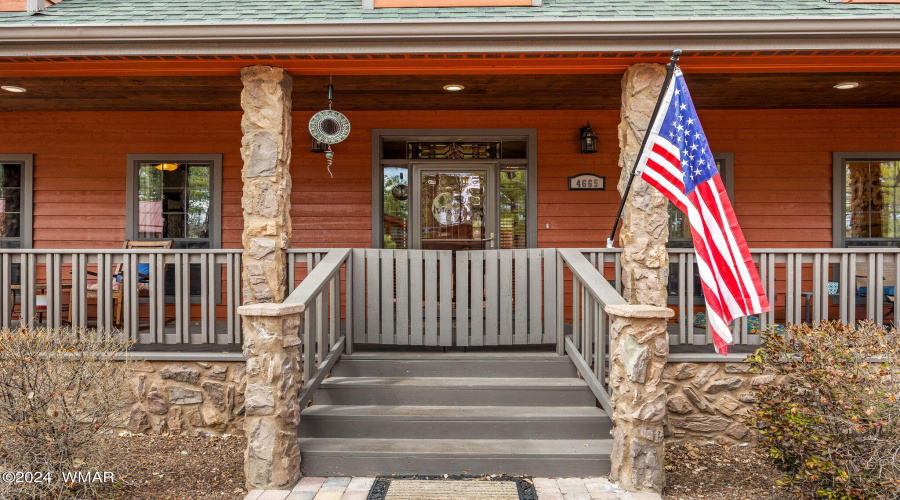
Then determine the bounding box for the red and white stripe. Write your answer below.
[636,79,769,354]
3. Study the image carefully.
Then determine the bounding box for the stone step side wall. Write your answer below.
[118,359,777,445]
[662,361,779,444]
[124,361,247,436]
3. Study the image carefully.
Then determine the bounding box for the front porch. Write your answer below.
[2,246,896,355]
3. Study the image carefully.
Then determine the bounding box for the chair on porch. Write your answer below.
[855,260,895,321]
[71,240,174,327]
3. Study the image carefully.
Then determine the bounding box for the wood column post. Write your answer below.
[617,63,670,307]
[606,303,673,494]
[240,66,293,305]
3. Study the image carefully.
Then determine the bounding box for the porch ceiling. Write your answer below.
[0,72,899,112]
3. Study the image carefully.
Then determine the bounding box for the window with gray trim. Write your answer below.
[667,153,734,248]
[834,152,900,248]
[126,155,222,249]
[0,155,33,249]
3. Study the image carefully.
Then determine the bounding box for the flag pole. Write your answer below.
[607,49,682,248]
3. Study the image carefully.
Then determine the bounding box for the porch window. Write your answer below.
[0,155,32,250]
[666,153,732,304]
[667,153,733,248]
[835,153,900,247]
[125,155,222,249]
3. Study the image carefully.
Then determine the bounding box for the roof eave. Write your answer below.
[1,17,900,56]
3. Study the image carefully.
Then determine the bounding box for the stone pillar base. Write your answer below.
[606,304,674,494]
[239,303,303,490]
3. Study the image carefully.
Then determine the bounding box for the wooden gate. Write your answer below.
[350,249,558,346]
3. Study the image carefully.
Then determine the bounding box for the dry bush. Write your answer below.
[0,326,134,499]
[747,321,900,499]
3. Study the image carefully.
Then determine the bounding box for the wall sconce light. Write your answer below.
[580,121,598,154]
[311,135,328,153]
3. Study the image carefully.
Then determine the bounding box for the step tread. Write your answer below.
[301,405,608,421]
[298,438,613,457]
[320,376,589,388]
[342,352,566,360]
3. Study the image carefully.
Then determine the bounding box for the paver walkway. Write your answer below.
[244,477,662,500]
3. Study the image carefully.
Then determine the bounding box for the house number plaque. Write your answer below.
[568,173,605,191]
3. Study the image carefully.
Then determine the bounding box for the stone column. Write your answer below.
[606,303,673,494]
[238,303,303,490]
[617,63,670,307]
[241,66,293,304]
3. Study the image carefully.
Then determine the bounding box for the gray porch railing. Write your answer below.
[558,248,624,415]
[583,247,900,347]
[0,249,244,345]
[284,248,351,404]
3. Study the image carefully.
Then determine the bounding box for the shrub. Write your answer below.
[0,326,134,499]
[747,321,900,499]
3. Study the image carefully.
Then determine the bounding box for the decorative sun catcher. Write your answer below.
[309,79,351,178]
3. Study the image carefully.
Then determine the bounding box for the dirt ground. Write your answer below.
[79,434,246,500]
[664,442,789,500]
[7,435,790,499]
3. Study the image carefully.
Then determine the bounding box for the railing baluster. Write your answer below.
[330,274,339,348]
[786,252,795,325]
[848,253,857,324]
[687,252,696,344]
[572,278,580,348]
[207,253,216,344]
[380,249,394,344]
[677,253,686,345]
[410,250,424,346]
[1,253,9,329]
[183,254,192,343]
[366,249,381,344]
[454,250,467,347]
[543,249,556,346]
[812,253,821,323]
[874,253,884,324]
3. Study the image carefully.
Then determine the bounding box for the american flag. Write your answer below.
[636,68,770,354]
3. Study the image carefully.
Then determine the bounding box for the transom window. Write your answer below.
[834,153,900,247]
[126,155,221,249]
[0,155,32,249]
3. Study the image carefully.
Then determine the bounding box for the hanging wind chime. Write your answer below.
[308,77,351,178]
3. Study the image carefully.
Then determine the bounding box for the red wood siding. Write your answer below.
[0,109,898,250]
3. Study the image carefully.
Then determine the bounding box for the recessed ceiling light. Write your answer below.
[443,84,465,92]
[833,82,859,90]
[1,85,26,93]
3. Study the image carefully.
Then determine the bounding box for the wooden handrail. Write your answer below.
[558,248,626,309]
[283,248,350,311]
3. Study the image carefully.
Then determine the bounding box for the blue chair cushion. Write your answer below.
[858,286,894,296]
[115,263,151,282]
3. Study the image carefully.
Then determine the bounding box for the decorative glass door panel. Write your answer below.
[414,167,496,251]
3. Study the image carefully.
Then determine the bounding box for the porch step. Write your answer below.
[333,353,576,378]
[298,352,610,476]
[297,438,612,477]
[314,376,595,406]
[299,405,612,439]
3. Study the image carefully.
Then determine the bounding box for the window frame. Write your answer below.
[0,154,33,249]
[667,152,734,247]
[125,154,223,249]
[833,152,900,248]
[371,129,537,249]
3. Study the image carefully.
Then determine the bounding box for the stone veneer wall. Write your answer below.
[118,359,776,445]
[123,361,246,436]
[662,361,779,444]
